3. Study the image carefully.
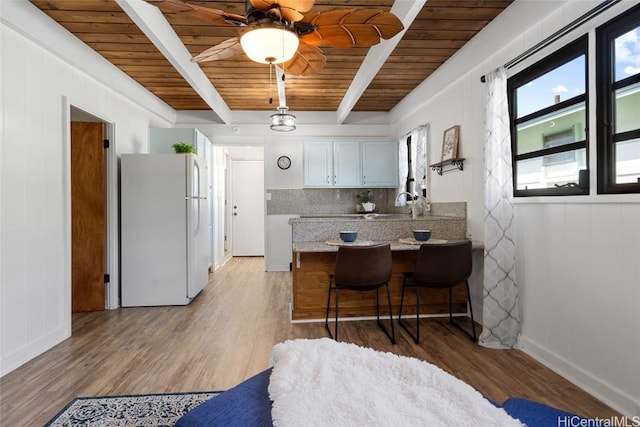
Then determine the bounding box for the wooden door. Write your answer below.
[231,160,264,256]
[71,122,105,312]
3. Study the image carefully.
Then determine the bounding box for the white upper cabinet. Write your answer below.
[333,141,361,187]
[304,140,397,188]
[303,141,333,187]
[362,141,399,187]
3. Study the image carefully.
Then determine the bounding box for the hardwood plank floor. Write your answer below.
[0,257,618,425]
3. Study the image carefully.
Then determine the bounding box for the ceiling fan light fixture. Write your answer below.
[270,107,296,132]
[240,25,299,64]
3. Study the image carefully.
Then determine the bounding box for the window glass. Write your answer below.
[614,82,640,133]
[614,26,640,81]
[516,102,586,155]
[615,138,640,184]
[515,148,587,190]
[516,56,585,118]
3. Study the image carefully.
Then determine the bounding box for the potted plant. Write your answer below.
[172,142,196,154]
[356,190,375,212]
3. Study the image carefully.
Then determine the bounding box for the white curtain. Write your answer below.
[398,135,409,204]
[397,125,429,206]
[480,67,521,349]
[415,125,429,201]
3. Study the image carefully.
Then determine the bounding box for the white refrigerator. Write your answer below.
[121,154,209,306]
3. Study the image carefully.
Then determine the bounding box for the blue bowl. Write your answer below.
[339,231,358,243]
[413,230,431,241]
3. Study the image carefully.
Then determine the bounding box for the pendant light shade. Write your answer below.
[240,25,299,64]
[270,107,296,132]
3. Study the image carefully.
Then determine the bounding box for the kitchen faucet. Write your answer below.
[395,192,430,218]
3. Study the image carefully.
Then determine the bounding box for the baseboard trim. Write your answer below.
[0,327,70,377]
[265,264,291,272]
[521,336,638,418]
[290,312,470,324]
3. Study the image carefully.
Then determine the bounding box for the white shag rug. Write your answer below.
[268,338,524,427]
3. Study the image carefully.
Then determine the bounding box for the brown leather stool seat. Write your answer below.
[324,243,396,344]
[398,240,477,344]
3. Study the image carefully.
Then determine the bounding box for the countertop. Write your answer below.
[290,214,462,223]
[290,213,468,244]
[293,239,483,253]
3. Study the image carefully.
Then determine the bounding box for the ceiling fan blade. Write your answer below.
[146,0,247,26]
[250,0,315,22]
[191,37,243,63]
[282,42,326,76]
[299,9,403,48]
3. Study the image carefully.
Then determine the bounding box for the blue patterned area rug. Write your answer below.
[45,391,221,426]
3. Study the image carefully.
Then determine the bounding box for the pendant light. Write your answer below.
[270,107,296,132]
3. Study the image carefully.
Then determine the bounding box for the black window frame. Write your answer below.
[596,3,640,194]
[508,36,590,197]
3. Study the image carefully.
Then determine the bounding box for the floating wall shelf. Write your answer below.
[430,158,465,176]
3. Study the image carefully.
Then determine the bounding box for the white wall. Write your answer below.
[391,0,640,417]
[1,2,173,376]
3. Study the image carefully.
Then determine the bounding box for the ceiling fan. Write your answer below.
[146,0,404,76]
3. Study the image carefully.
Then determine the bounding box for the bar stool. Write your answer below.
[324,243,396,344]
[398,240,477,344]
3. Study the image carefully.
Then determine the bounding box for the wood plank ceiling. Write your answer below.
[31,0,513,115]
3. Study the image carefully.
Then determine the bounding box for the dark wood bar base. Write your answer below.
[292,250,468,321]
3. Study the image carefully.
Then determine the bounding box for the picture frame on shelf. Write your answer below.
[441,125,460,162]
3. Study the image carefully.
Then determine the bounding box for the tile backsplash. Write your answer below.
[267,188,466,218]
[266,188,393,215]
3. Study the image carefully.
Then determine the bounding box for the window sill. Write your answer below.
[512,193,640,204]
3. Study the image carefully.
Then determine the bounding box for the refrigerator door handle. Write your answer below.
[192,158,202,235]
[195,198,201,235]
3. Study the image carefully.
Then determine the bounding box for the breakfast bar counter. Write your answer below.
[292,239,483,253]
[288,208,479,321]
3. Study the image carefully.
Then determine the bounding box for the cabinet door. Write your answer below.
[333,141,361,187]
[304,141,332,187]
[362,141,399,187]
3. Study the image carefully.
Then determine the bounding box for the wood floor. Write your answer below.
[0,257,618,425]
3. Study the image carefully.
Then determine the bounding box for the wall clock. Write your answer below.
[277,155,291,170]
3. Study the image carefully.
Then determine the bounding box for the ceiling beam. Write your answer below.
[336,0,426,124]
[117,0,232,124]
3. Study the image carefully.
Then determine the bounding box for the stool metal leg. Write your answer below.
[449,287,453,324]
[385,283,396,344]
[415,283,420,343]
[466,280,477,342]
[325,279,338,341]
[398,277,419,344]
[334,287,339,341]
[449,280,477,342]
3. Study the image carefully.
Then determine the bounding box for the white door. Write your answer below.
[231,160,265,256]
